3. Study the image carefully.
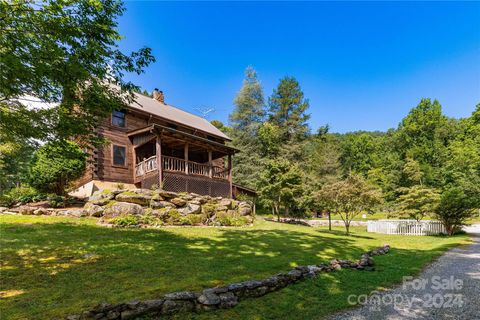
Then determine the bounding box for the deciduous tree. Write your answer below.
[315,174,383,234]
[0,0,155,145]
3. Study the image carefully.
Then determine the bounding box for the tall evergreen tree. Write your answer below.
[229,67,266,188]
[268,76,310,143]
[230,67,265,133]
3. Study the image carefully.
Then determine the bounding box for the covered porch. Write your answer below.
[128,124,237,198]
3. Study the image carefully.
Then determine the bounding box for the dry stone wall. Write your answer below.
[65,245,391,320]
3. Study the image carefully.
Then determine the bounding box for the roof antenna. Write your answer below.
[194,106,215,119]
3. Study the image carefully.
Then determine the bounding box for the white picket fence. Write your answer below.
[367,219,446,236]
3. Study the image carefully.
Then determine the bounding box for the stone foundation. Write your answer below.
[65,245,391,320]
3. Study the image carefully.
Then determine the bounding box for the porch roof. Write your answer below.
[127,124,239,154]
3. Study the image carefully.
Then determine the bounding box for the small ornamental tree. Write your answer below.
[396,186,440,221]
[29,140,86,195]
[435,186,476,236]
[315,174,383,235]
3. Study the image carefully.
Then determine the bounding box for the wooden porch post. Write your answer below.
[133,146,137,183]
[184,143,189,174]
[156,136,162,188]
[208,150,213,178]
[228,154,232,198]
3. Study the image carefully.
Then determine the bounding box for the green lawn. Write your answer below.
[0,215,470,320]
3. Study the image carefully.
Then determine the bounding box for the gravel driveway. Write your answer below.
[327,225,480,320]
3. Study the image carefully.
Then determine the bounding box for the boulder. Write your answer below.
[197,289,221,305]
[170,198,187,207]
[18,206,36,215]
[104,202,143,218]
[215,205,228,212]
[218,198,232,209]
[246,286,268,297]
[238,203,252,216]
[106,310,120,319]
[33,208,48,216]
[61,209,87,217]
[180,194,194,201]
[150,200,173,209]
[120,308,147,320]
[287,269,303,281]
[164,291,196,300]
[179,203,201,215]
[86,204,104,217]
[158,190,177,199]
[116,192,151,206]
[306,265,323,274]
[218,292,238,309]
[195,197,208,204]
[0,207,8,213]
[142,299,164,312]
[89,191,115,206]
[227,283,247,296]
[359,254,374,267]
[161,299,194,315]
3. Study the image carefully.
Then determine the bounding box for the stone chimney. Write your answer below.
[152,88,165,104]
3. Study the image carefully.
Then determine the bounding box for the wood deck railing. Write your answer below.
[135,155,158,177]
[135,155,229,180]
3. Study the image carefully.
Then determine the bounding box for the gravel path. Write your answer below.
[327,225,480,320]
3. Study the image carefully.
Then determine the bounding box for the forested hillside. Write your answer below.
[216,67,480,222]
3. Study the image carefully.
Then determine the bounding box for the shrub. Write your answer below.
[185,214,205,225]
[202,202,216,217]
[110,215,139,226]
[435,187,477,236]
[0,187,46,207]
[163,208,182,225]
[178,216,192,225]
[140,209,164,226]
[214,211,249,227]
[28,140,86,195]
[47,195,65,208]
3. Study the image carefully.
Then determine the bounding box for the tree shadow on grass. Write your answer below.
[0,219,468,320]
[315,228,375,240]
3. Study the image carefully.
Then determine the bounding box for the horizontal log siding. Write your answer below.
[75,106,229,188]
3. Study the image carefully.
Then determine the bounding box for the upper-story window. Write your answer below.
[112,110,126,127]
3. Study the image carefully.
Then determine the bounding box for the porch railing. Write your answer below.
[135,155,229,180]
[135,155,158,177]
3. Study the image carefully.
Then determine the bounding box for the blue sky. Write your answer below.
[118,1,480,133]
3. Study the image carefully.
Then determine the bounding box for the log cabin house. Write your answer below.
[73,89,254,199]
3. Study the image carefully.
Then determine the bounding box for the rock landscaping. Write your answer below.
[1,203,87,217]
[2,189,254,227]
[64,245,391,320]
[86,188,254,227]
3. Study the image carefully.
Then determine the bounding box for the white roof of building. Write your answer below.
[128,92,231,141]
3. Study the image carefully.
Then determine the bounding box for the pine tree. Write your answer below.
[229,67,266,188]
[230,67,265,132]
[268,76,310,143]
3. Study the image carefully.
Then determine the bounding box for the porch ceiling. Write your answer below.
[127,124,239,156]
